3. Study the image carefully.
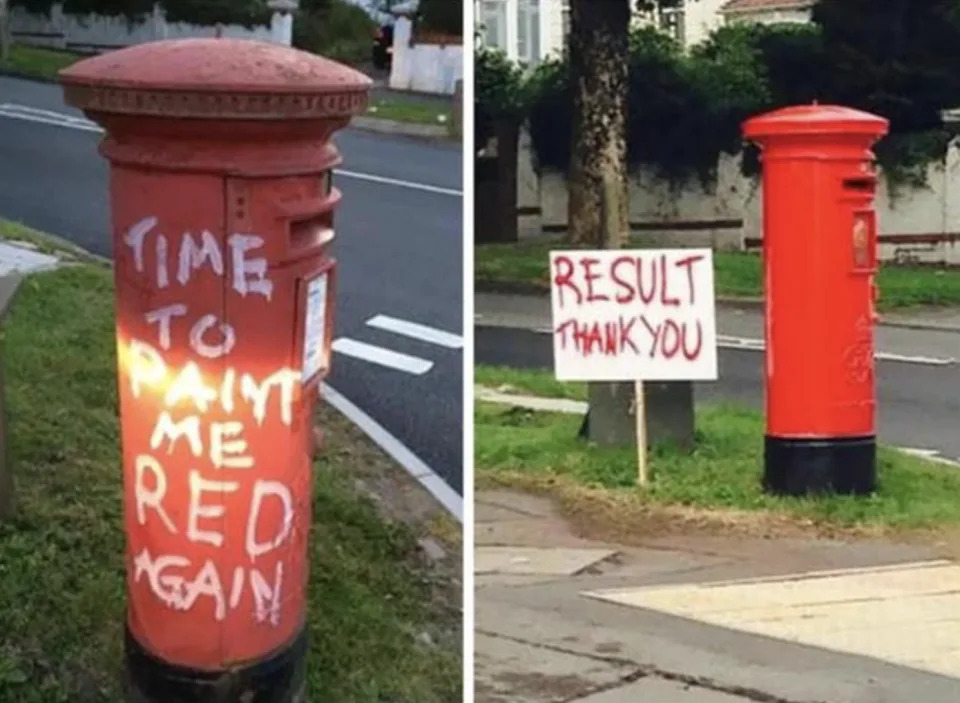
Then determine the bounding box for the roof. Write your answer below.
[721,0,815,14]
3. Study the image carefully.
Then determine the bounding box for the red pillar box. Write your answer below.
[742,105,888,497]
[59,39,370,701]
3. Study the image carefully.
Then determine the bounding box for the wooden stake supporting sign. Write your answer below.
[548,248,719,489]
[634,380,648,486]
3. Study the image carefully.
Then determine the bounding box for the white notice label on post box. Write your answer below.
[301,272,329,382]
[549,248,718,381]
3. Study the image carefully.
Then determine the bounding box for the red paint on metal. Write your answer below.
[60,38,369,671]
[743,105,888,438]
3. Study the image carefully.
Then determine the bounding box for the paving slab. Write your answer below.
[585,560,960,679]
[478,489,559,519]
[0,241,58,276]
[477,546,617,576]
[478,582,960,703]
[475,632,636,703]
[574,677,752,702]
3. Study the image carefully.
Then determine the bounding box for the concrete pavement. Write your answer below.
[475,489,960,703]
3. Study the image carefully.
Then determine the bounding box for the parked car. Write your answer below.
[372,23,394,70]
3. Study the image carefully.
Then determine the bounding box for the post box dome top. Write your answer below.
[59,38,372,120]
[743,104,889,140]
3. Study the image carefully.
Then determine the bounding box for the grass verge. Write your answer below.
[0,264,461,702]
[365,97,453,126]
[0,44,80,82]
[476,237,960,311]
[475,366,960,534]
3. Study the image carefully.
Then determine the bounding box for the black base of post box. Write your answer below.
[124,626,307,703]
[763,435,876,496]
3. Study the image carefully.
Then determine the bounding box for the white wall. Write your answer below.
[684,0,729,47]
[520,133,960,265]
[724,7,813,27]
[389,15,463,95]
[10,2,273,52]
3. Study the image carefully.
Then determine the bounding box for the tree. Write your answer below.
[568,0,697,448]
[567,0,632,446]
[0,0,10,63]
[417,0,461,36]
[813,0,960,134]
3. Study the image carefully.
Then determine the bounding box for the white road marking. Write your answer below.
[332,337,434,375]
[716,335,954,366]
[335,169,462,196]
[366,314,463,349]
[897,447,960,467]
[0,103,461,197]
[322,382,461,522]
[0,103,99,127]
[0,105,102,133]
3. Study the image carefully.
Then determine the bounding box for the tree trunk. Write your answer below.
[568,0,629,249]
[568,0,633,446]
[474,118,519,244]
[0,0,10,64]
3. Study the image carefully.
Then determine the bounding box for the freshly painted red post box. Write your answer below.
[742,105,888,496]
[59,39,370,701]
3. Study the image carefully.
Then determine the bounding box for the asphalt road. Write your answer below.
[476,326,960,463]
[0,75,464,495]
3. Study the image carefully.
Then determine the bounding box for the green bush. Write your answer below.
[418,0,462,36]
[527,26,767,183]
[519,17,958,190]
[475,45,527,148]
[293,0,375,65]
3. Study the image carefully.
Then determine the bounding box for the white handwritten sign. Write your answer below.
[549,248,718,381]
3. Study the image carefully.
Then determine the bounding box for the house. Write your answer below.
[720,0,816,27]
[475,0,567,67]
[476,0,757,65]
[638,0,729,49]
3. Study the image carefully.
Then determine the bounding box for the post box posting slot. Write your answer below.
[841,175,877,194]
[275,175,339,254]
[295,259,336,386]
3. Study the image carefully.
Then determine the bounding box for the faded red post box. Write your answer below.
[59,39,370,701]
[742,105,889,496]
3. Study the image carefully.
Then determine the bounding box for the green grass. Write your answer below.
[0,265,460,702]
[474,366,960,530]
[476,365,587,401]
[366,97,452,126]
[476,237,960,310]
[0,44,80,82]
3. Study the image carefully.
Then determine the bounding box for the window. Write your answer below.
[517,0,541,65]
[480,0,507,52]
[659,6,685,44]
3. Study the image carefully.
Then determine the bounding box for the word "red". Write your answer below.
[555,314,703,360]
[553,253,705,308]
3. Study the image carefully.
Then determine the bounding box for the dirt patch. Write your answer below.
[478,471,956,548]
